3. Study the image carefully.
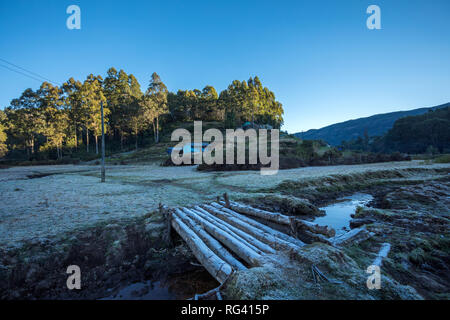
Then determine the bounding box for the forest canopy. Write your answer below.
[0,68,284,160]
[383,106,450,154]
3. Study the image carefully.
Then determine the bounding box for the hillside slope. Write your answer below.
[294,102,450,145]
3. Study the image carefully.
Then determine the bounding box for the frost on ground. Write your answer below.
[0,161,449,249]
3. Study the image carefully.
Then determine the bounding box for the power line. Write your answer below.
[0,63,47,84]
[0,57,61,86]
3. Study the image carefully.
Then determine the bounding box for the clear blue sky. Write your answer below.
[0,0,449,133]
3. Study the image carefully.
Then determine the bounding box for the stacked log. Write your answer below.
[168,200,340,284]
[212,202,305,248]
[201,203,304,252]
[179,208,263,266]
[171,210,233,283]
[174,208,246,271]
[225,201,335,238]
[191,206,275,254]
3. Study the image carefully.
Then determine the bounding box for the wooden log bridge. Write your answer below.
[165,199,335,284]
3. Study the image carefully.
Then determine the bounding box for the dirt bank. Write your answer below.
[0,211,218,299]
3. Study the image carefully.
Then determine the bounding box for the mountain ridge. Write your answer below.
[294,102,450,146]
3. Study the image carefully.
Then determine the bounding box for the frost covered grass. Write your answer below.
[0,161,449,249]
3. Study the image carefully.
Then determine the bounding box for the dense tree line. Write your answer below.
[0,69,283,160]
[167,76,284,127]
[384,106,450,153]
[340,107,450,154]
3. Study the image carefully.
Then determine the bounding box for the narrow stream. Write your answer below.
[101,280,177,300]
[314,193,373,236]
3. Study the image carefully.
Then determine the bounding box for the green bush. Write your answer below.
[434,154,450,163]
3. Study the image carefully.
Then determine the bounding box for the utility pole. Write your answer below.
[100,101,106,183]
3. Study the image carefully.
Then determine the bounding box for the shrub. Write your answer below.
[434,154,450,163]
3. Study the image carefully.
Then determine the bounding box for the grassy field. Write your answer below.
[1,160,449,249]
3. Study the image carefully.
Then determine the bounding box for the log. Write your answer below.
[201,204,304,253]
[211,202,305,248]
[227,200,290,225]
[191,207,275,254]
[372,243,391,267]
[171,211,232,283]
[182,207,265,255]
[290,219,335,238]
[330,226,374,246]
[295,229,332,245]
[350,218,376,229]
[225,201,335,237]
[174,209,246,271]
[180,207,263,266]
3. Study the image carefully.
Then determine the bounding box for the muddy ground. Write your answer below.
[0,161,449,299]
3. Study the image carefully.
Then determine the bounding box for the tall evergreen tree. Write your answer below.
[80,74,108,154]
[0,110,8,158]
[6,88,44,158]
[146,72,168,143]
[62,78,84,150]
[200,86,220,121]
[129,74,143,98]
[37,82,67,159]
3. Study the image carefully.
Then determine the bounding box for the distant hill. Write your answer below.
[294,102,450,146]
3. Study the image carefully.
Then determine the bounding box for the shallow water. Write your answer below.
[101,280,177,300]
[100,269,219,300]
[314,193,373,236]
